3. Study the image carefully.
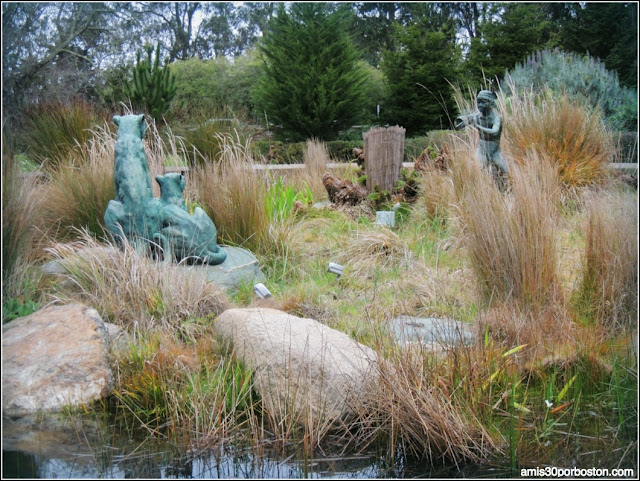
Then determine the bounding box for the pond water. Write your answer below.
[2,413,515,479]
[2,409,636,479]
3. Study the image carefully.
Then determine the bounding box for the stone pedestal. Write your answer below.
[187,246,266,293]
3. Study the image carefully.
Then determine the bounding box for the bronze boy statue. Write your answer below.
[455,90,509,186]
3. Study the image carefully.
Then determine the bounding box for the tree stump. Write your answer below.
[363,125,406,192]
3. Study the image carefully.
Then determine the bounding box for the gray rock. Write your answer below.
[41,247,120,280]
[214,308,378,425]
[391,315,476,348]
[2,303,114,416]
[188,246,266,293]
[312,200,333,210]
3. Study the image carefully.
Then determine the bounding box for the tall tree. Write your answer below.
[465,3,553,86]
[136,2,203,62]
[381,14,462,134]
[560,3,637,88]
[2,2,123,131]
[253,3,369,141]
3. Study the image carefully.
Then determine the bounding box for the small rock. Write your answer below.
[2,303,114,416]
[391,315,476,349]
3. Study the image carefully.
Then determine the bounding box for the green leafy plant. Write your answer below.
[266,177,314,222]
[125,41,177,120]
[3,297,39,324]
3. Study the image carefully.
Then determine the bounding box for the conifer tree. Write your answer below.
[382,22,461,134]
[253,3,369,141]
[125,41,177,120]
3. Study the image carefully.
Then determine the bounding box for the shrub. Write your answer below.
[579,189,638,332]
[169,53,262,118]
[125,42,177,121]
[254,3,369,141]
[22,99,103,169]
[504,49,637,131]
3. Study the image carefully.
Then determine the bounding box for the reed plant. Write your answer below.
[578,189,638,332]
[23,99,104,169]
[42,124,116,241]
[453,142,562,312]
[499,83,614,191]
[452,83,615,193]
[45,230,230,333]
[2,145,47,293]
[350,345,497,467]
[300,138,330,200]
[110,329,258,446]
[191,132,270,251]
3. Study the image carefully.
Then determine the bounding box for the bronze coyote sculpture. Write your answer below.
[104,114,227,265]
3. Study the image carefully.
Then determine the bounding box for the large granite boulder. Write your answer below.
[2,303,114,416]
[214,308,378,425]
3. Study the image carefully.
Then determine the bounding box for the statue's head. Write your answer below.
[113,114,146,139]
[477,90,496,113]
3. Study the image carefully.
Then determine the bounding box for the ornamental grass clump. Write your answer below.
[191,132,270,252]
[579,189,638,332]
[350,347,496,467]
[23,99,103,169]
[45,230,230,333]
[338,226,417,278]
[499,84,614,191]
[453,144,562,312]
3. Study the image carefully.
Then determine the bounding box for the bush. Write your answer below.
[504,49,637,131]
[169,53,262,118]
[253,3,369,141]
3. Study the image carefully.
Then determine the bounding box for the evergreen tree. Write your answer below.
[253,3,369,141]
[560,3,637,89]
[381,20,461,134]
[125,42,177,120]
[466,3,552,86]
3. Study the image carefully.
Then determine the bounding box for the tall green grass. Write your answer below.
[23,99,104,169]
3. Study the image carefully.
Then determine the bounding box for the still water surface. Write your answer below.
[2,413,513,479]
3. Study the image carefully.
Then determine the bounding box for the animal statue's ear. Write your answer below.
[155,175,164,186]
[113,115,121,126]
[137,114,146,138]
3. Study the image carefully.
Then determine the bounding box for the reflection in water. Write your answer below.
[2,413,388,479]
